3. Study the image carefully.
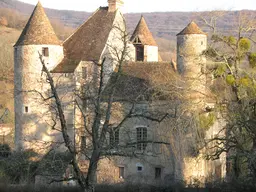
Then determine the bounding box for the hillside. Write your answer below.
[1,0,256,38]
[0,26,20,135]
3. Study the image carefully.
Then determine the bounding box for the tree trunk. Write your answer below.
[85,148,100,192]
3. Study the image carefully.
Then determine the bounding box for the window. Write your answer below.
[119,167,124,179]
[155,167,161,179]
[215,165,222,179]
[135,45,144,61]
[201,41,204,45]
[80,136,86,150]
[110,129,119,147]
[25,106,28,113]
[82,67,88,79]
[136,127,147,151]
[137,166,143,172]
[42,47,49,57]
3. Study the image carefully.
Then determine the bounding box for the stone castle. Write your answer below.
[14,0,226,185]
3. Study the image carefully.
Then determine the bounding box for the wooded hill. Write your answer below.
[1,0,256,39]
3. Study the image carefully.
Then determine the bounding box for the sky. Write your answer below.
[18,0,256,13]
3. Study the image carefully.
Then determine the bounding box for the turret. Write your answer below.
[14,1,64,151]
[130,16,159,62]
[176,21,207,75]
[176,21,207,108]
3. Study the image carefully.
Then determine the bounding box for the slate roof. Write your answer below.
[177,21,206,36]
[104,62,178,101]
[130,16,157,46]
[14,2,60,46]
[52,7,117,73]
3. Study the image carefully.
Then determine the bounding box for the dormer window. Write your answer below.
[42,47,49,57]
[134,37,142,44]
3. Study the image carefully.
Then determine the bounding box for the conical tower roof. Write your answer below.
[130,16,157,46]
[177,21,206,36]
[14,1,60,46]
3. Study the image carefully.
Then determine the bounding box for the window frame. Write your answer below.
[82,67,88,80]
[80,135,86,150]
[109,129,119,148]
[136,127,147,151]
[155,167,162,179]
[42,47,49,57]
[118,166,124,179]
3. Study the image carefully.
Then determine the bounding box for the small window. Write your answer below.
[80,136,86,150]
[201,41,204,45]
[119,167,124,179]
[137,166,143,172]
[25,106,28,113]
[42,47,49,57]
[155,167,161,179]
[136,127,147,151]
[82,67,88,79]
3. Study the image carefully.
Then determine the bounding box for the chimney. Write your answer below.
[108,0,124,12]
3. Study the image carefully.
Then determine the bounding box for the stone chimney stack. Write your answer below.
[108,0,124,12]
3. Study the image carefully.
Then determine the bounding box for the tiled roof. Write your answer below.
[51,58,81,73]
[63,7,116,61]
[177,21,206,36]
[14,2,60,46]
[104,61,177,101]
[130,16,157,46]
[52,7,117,73]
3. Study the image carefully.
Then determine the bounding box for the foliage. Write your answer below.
[198,112,216,131]
[248,52,256,68]
[226,74,235,85]
[201,10,256,180]
[238,38,251,52]
[0,150,39,184]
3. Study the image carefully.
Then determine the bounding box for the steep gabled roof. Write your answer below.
[130,16,157,46]
[177,21,206,36]
[52,7,117,73]
[63,7,116,61]
[14,1,60,46]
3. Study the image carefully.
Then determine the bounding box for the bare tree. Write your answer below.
[200,10,256,180]
[38,19,175,191]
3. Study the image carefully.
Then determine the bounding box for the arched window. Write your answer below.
[136,127,147,150]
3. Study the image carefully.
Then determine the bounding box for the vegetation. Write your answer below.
[201,10,256,181]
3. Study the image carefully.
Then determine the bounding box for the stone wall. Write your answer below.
[14,44,64,152]
[144,45,158,62]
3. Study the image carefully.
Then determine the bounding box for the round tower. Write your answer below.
[14,2,64,151]
[176,21,207,108]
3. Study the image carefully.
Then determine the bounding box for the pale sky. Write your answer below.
[19,0,256,13]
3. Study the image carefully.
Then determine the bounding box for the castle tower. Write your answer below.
[130,16,159,62]
[108,0,124,12]
[14,1,64,151]
[176,21,207,108]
